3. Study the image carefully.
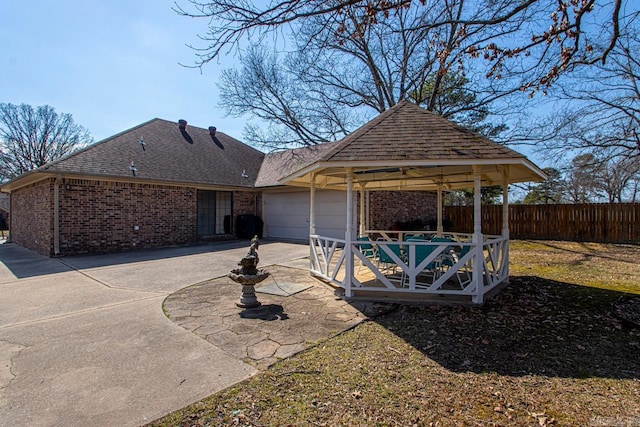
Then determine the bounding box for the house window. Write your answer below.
[215,191,232,234]
[197,190,232,237]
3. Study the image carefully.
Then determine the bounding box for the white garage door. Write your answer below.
[263,190,353,241]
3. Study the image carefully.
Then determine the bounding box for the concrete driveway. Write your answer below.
[0,240,309,426]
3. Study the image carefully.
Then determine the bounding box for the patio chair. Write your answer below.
[431,237,454,267]
[402,238,440,287]
[357,236,376,258]
[356,236,377,273]
[376,238,404,274]
[403,233,425,241]
[451,243,473,288]
[435,238,472,289]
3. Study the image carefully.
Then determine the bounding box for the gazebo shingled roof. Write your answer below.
[280,100,546,190]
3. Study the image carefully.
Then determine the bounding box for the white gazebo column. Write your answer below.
[309,173,317,269]
[365,190,370,232]
[502,169,510,281]
[436,184,443,236]
[344,169,355,297]
[472,165,484,304]
[359,183,367,237]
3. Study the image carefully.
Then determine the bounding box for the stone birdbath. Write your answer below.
[228,236,269,308]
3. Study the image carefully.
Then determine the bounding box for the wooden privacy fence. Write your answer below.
[445,203,640,244]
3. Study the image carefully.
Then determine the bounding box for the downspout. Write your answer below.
[7,192,12,243]
[54,175,61,256]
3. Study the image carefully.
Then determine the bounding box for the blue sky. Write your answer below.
[1,0,550,166]
[1,1,246,143]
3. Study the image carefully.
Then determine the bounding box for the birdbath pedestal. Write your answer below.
[228,237,269,308]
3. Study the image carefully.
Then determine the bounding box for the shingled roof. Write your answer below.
[16,119,265,188]
[319,100,524,162]
[1,101,544,193]
[254,143,337,188]
[279,100,545,190]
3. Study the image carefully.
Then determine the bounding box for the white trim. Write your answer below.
[278,157,546,185]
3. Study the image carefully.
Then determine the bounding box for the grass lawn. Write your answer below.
[150,240,640,426]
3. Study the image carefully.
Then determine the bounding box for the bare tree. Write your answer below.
[562,153,640,203]
[630,173,640,202]
[175,0,632,90]
[594,156,640,202]
[0,103,92,181]
[564,153,602,203]
[518,18,640,162]
[217,2,529,147]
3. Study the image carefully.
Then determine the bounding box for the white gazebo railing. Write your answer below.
[310,231,509,304]
[306,164,513,304]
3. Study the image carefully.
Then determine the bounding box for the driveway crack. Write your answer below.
[0,295,163,331]
[0,338,27,392]
[54,258,165,295]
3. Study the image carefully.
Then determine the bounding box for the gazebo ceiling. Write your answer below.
[278,100,546,191]
[281,159,545,191]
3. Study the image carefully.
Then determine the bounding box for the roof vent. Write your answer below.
[178,119,187,130]
[209,126,217,136]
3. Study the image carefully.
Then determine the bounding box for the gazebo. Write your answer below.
[279,100,546,304]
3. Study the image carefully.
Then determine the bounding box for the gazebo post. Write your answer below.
[344,168,355,297]
[436,184,443,236]
[365,190,370,232]
[472,165,484,304]
[502,169,510,281]
[359,183,366,237]
[309,172,317,269]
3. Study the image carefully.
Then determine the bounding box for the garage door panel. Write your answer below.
[263,190,349,240]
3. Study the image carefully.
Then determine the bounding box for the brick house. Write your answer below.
[1,117,435,256]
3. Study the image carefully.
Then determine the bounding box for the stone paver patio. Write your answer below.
[163,264,393,370]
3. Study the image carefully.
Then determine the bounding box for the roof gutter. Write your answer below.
[1,171,56,193]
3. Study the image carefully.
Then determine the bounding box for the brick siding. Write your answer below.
[10,179,55,255]
[368,191,437,230]
[10,178,263,256]
[58,179,198,254]
[233,191,262,218]
[9,177,434,256]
